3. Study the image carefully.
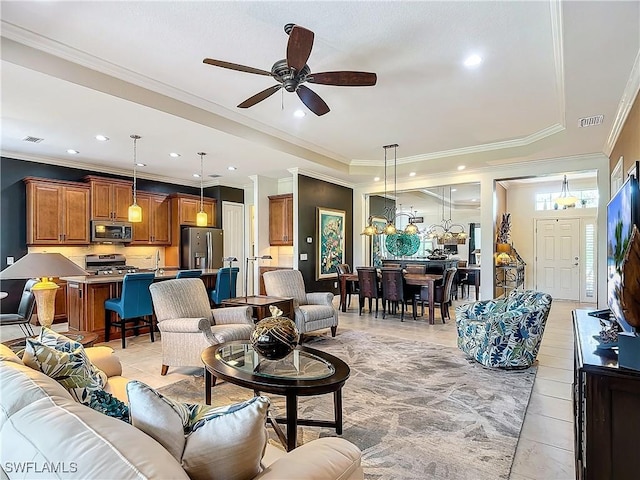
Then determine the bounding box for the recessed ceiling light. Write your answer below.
[294,109,306,118]
[66,149,79,154]
[136,163,146,167]
[463,55,482,67]
[451,188,457,192]
[169,153,181,158]
[193,173,200,178]
[471,198,477,202]
[95,134,109,142]
[227,166,237,171]
[409,172,416,177]
[374,176,380,182]
[457,165,466,171]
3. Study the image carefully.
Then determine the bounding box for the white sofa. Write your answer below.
[0,343,363,480]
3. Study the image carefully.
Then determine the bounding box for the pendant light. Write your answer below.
[128,134,142,223]
[426,186,467,244]
[382,144,398,235]
[555,175,578,207]
[196,152,208,226]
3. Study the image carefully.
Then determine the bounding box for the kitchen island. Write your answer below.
[62,269,218,342]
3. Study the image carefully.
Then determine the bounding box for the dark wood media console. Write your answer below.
[573,309,640,480]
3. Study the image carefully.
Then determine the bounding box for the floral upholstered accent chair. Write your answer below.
[455,290,553,368]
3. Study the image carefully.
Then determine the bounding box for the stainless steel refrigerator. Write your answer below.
[180,227,224,269]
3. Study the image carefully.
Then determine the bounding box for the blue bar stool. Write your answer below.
[176,270,202,279]
[210,267,239,305]
[104,272,155,349]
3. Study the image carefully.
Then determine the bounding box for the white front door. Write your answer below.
[535,218,580,300]
[222,201,245,296]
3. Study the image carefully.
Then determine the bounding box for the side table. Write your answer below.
[221,295,294,323]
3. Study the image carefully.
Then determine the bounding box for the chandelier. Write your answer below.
[361,143,418,236]
[425,186,467,244]
[555,174,578,207]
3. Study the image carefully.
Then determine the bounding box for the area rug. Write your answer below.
[157,330,536,480]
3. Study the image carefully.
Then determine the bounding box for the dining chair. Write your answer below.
[176,270,202,279]
[210,267,239,305]
[357,267,381,317]
[454,261,468,299]
[413,267,457,322]
[0,279,37,337]
[336,264,357,308]
[104,272,156,349]
[380,268,410,321]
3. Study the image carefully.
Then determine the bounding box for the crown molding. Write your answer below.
[350,124,566,167]
[604,49,640,156]
[0,150,231,188]
[287,168,355,189]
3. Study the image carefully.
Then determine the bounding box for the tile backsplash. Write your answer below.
[28,245,166,270]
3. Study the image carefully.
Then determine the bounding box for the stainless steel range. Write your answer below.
[85,254,140,276]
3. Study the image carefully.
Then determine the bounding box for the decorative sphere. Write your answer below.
[251,316,299,360]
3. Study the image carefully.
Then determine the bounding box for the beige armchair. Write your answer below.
[262,269,338,337]
[149,278,254,375]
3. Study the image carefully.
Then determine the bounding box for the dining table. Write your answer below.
[403,273,444,325]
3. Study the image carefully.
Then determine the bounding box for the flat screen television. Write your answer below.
[607,163,639,332]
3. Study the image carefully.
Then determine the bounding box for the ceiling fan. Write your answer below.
[203,23,377,116]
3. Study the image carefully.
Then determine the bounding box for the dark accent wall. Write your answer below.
[369,194,395,218]
[297,174,353,294]
[0,156,243,312]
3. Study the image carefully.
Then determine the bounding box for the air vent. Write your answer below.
[208,174,221,178]
[22,136,44,143]
[578,115,604,128]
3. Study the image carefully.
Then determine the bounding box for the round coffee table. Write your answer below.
[2,330,99,353]
[201,341,350,451]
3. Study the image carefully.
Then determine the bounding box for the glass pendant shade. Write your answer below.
[404,222,419,235]
[128,134,142,223]
[383,222,397,235]
[196,210,208,226]
[128,203,142,223]
[361,222,378,236]
[555,175,578,206]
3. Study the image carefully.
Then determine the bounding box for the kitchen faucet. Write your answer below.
[154,250,161,271]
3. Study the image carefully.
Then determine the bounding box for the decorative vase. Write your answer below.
[250,306,299,360]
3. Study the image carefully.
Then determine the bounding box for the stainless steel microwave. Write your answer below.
[90,220,133,243]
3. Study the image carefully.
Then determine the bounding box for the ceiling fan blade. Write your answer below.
[296,85,330,116]
[237,85,282,109]
[203,58,272,77]
[286,25,314,73]
[307,71,377,87]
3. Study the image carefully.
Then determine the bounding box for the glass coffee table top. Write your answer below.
[216,343,335,380]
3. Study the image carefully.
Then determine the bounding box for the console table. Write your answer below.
[573,309,640,480]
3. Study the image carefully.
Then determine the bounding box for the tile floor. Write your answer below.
[1,293,582,479]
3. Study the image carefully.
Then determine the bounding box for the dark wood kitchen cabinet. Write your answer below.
[131,192,171,245]
[269,194,293,246]
[25,177,90,245]
[84,176,132,221]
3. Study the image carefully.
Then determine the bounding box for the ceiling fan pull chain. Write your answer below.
[281,88,284,111]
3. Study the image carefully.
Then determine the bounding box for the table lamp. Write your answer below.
[0,253,87,328]
[245,255,272,298]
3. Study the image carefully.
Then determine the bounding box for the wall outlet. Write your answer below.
[6,257,14,265]
[306,237,313,243]
[300,253,308,261]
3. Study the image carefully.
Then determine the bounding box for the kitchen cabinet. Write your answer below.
[131,192,171,245]
[269,194,293,246]
[25,177,90,245]
[170,193,216,227]
[84,176,132,221]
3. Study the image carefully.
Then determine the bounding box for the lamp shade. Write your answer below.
[196,211,208,226]
[0,253,87,328]
[0,253,87,279]
[128,203,143,223]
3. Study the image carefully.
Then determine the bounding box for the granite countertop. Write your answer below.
[62,269,219,284]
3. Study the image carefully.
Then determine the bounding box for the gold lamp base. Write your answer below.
[30,277,59,328]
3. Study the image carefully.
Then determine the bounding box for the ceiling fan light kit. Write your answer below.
[203,23,377,116]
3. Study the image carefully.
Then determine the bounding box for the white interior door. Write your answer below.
[222,201,245,296]
[535,218,580,300]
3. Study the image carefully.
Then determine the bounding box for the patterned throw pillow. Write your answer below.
[127,380,269,480]
[87,389,130,423]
